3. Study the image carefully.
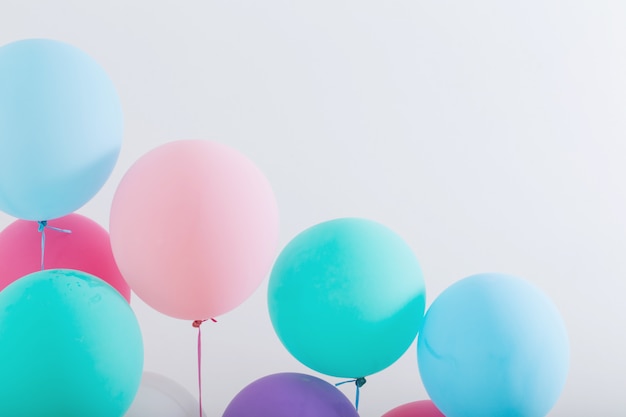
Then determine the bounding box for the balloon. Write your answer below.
[268,218,425,378]
[125,372,206,417]
[110,140,279,320]
[417,273,569,417]
[381,400,445,417]
[222,373,359,417]
[0,269,143,417]
[0,213,130,301]
[0,38,123,220]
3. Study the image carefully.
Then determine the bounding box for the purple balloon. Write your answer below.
[222,373,359,417]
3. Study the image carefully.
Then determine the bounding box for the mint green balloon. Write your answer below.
[268,218,426,378]
[0,269,143,417]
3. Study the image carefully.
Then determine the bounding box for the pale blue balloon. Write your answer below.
[268,218,426,378]
[417,273,569,417]
[0,38,123,220]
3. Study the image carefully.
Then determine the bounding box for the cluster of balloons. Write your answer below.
[0,38,281,417]
[252,219,570,416]
[0,38,142,417]
[0,37,570,417]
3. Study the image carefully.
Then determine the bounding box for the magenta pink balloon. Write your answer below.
[381,400,445,417]
[0,213,131,301]
[109,140,279,320]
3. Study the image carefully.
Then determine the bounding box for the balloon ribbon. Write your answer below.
[335,377,367,411]
[192,318,217,417]
[37,220,71,270]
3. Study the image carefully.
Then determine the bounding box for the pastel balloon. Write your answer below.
[222,373,359,417]
[125,372,206,417]
[381,400,444,417]
[0,38,123,220]
[418,273,569,417]
[110,140,279,320]
[0,213,130,301]
[0,269,143,417]
[268,218,425,378]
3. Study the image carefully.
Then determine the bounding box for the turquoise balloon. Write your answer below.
[0,39,123,220]
[268,218,426,378]
[417,273,569,417]
[0,269,144,417]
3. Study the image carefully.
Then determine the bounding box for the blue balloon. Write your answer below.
[417,273,569,417]
[0,269,144,417]
[0,39,123,220]
[268,218,426,378]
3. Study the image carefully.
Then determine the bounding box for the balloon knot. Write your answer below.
[192,318,217,328]
[355,377,367,388]
[37,220,48,232]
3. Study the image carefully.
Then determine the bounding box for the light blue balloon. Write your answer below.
[0,39,123,220]
[0,269,144,417]
[268,218,426,378]
[417,273,569,417]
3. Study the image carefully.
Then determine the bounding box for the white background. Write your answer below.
[2,1,625,416]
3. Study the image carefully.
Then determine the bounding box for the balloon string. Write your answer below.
[335,377,366,411]
[192,318,217,417]
[37,221,71,271]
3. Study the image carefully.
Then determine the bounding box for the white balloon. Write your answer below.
[125,371,207,417]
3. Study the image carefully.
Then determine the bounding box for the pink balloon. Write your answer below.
[0,213,131,301]
[382,400,445,417]
[109,140,279,320]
